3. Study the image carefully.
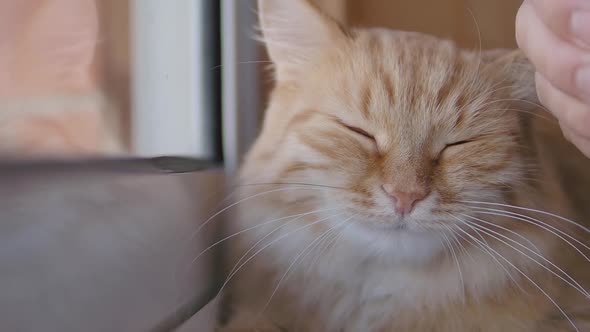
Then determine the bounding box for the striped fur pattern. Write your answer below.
[218,1,590,331]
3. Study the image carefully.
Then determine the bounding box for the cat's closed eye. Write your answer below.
[444,140,473,150]
[339,122,375,141]
[433,140,474,164]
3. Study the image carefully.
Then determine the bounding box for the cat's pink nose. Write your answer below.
[382,184,427,215]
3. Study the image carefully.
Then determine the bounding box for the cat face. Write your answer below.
[242,0,535,262]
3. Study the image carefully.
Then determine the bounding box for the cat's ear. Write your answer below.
[257,0,347,81]
[482,49,539,107]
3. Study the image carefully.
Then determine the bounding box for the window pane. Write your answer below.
[0,0,222,161]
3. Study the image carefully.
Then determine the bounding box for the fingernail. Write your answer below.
[571,11,590,48]
[575,66,590,103]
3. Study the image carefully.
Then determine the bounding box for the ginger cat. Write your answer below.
[218,1,590,331]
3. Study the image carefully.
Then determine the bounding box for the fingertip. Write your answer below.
[515,1,533,51]
[530,0,590,46]
[534,72,554,112]
[562,126,590,157]
[537,72,590,139]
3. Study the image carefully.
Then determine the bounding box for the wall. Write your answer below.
[0,0,124,156]
[345,0,523,49]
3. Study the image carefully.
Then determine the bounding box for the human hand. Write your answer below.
[516,0,590,157]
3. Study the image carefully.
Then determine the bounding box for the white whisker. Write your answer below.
[459,213,590,300]
[461,200,590,234]
[260,217,351,315]
[234,182,346,191]
[461,211,542,253]
[440,231,466,301]
[441,223,476,266]
[475,98,551,114]
[189,207,341,267]
[216,212,345,299]
[466,7,483,89]
[450,215,579,332]
[448,217,527,294]
[485,107,554,122]
[305,218,352,275]
[225,208,337,281]
[470,208,590,263]
[189,187,339,243]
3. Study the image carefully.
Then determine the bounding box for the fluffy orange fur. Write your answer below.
[218,1,590,331]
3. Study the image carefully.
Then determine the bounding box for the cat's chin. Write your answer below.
[341,221,446,265]
[365,219,413,231]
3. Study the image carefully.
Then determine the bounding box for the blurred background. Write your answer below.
[0,0,522,166]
